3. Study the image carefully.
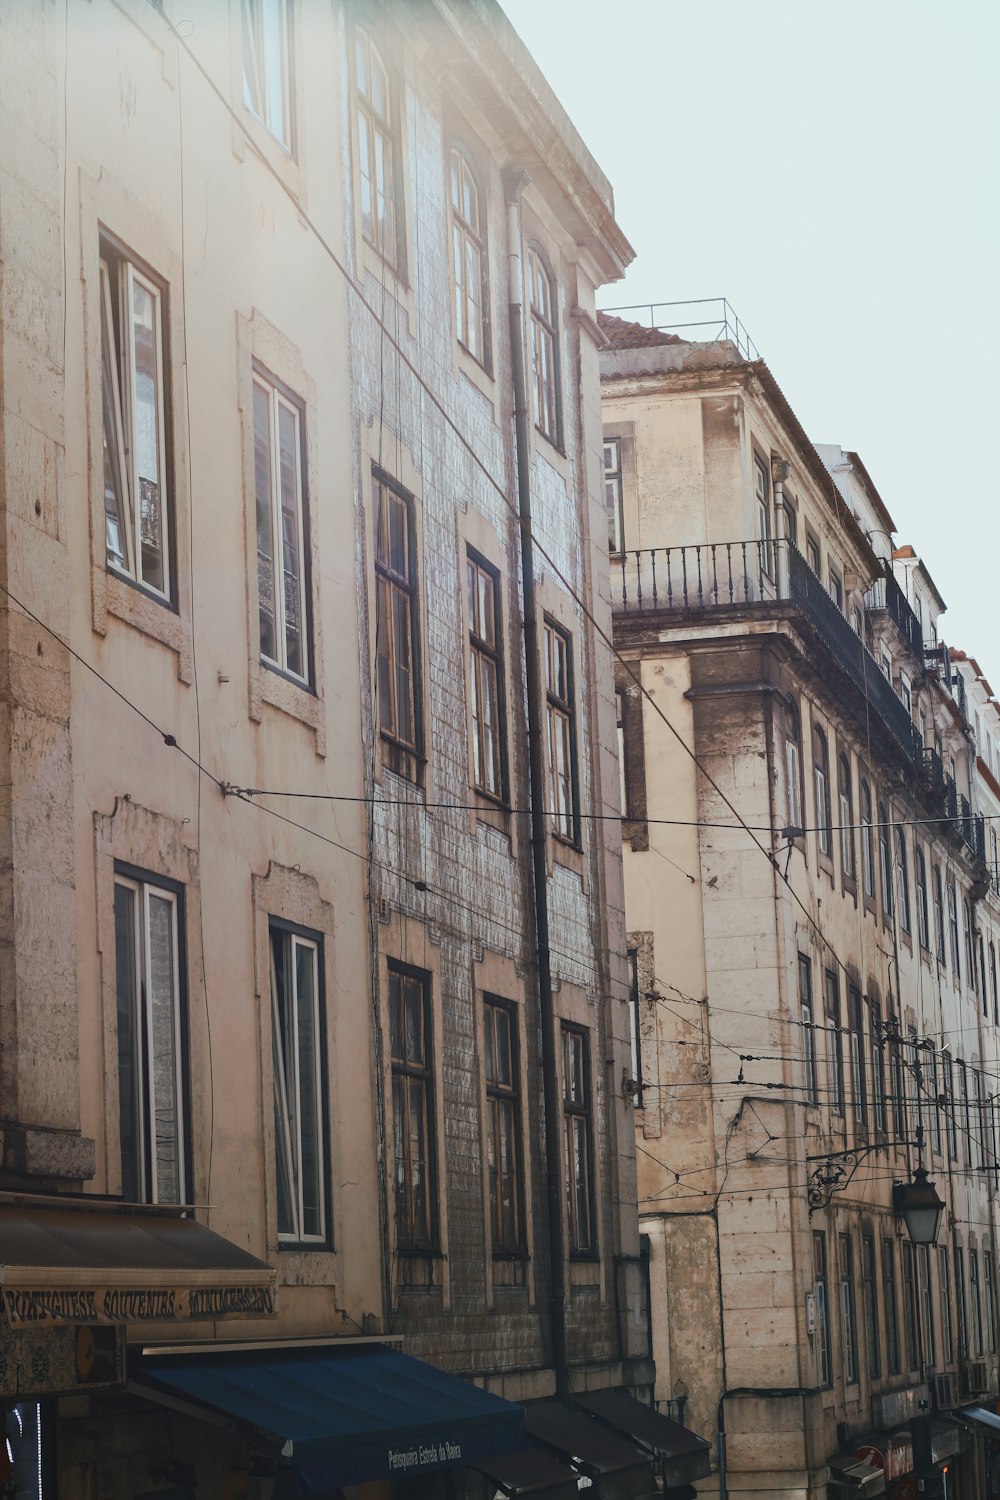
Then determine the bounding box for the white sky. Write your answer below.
[501,0,1000,674]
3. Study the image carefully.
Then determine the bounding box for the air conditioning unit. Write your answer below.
[931,1373,958,1410]
[967,1358,990,1394]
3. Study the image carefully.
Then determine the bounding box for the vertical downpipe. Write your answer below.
[504,169,568,1396]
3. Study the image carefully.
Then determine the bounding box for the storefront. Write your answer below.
[845,1420,969,1500]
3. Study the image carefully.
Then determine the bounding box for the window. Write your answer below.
[806,534,821,575]
[355,26,401,266]
[374,474,422,781]
[241,0,292,148]
[785,730,802,830]
[754,455,773,577]
[839,1232,858,1383]
[916,846,930,950]
[939,1245,954,1364]
[971,1249,984,1355]
[838,755,854,881]
[964,899,975,991]
[253,369,309,682]
[862,1234,880,1378]
[959,1061,972,1169]
[891,1019,907,1140]
[562,1026,595,1256]
[799,954,817,1104]
[270,922,326,1245]
[861,780,876,899]
[467,552,506,801]
[829,570,844,612]
[616,691,630,818]
[929,1049,942,1156]
[883,1237,900,1374]
[483,998,524,1256]
[944,1054,958,1162]
[948,879,961,982]
[813,728,832,858]
[901,1241,919,1369]
[100,242,171,600]
[627,949,644,1106]
[527,246,559,445]
[955,1243,969,1360]
[990,943,998,1023]
[880,648,893,681]
[825,969,844,1117]
[878,801,893,919]
[918,1244,936,1367]
[450,147,489,366]
[899,670,912,715]
[933,866,946,964]
[389,965,436,1251]
[113,871,185,1204]
[814,1232,831,1386]
[544,620,578,844]
[870,999,888,1135]
[895,825,911,934]
[849,985,867,1137]
[604,437,624,556]
[986,1253,997,1352]
[980,936,988,1015]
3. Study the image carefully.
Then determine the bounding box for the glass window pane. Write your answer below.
[146,892,181,1204]
[130,275,165,593]
[114,883,141,1201]
[295,940,322,1238]
[254,383,277,662]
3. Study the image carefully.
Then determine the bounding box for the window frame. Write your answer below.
[483,996,526,1259]
[849,985,868,1139]
[813,1230,832,1387]
[838,753,855,883]
[813,727,832,860]
[798,953,818,1105]
[604,436,625,557]
[112,863,189,1206]
[839,1231,859,1384]
[895,824,911,935]
[449,144,490,369]
[388,962,438,1254]
[825,968,844,1118]
[860,779,876,901]
[948,878,961,982]
[544,617,580,847]
[526,244,561,448]
[100,238,173,605]
[939,1244,954,1365]
[353,23,405,272]
[373,470,424,782]
[466,550,507,804]
[933,865,946,964]
[252,364,311,686]
[901,1240,919,1370]
[862,1233,880,1378]
[915,845,930,950]
[269,917,329,1248]
[561,1023,597,1259]
[883,1235,901,1374]
[878,800,894,921]
[241,0,293,151]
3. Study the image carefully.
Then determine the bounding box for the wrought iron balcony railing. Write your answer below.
[611,538,922,764]
[865,562,924,659]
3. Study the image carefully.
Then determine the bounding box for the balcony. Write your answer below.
[866,562,924,659]
[611,538,921,764]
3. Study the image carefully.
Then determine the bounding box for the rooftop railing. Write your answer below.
[600,297,761,363]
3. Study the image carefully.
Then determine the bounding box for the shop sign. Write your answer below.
[2,1283,276,1327]
[387,1440,464,1473]
[0,1323,125,1397]
[855,1436,914,1483]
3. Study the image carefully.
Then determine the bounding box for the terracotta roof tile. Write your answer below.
[597,311,686,349]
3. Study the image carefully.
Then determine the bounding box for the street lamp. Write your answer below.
[893,1167,945,1245]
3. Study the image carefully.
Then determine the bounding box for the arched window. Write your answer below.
[895,825,910,934]
[933,866,945,964]
[527,246,559,444]
[449,147,488,366]
[915,846,930,949]
[861,780,875,898]
[814,728,832,857]
[948,879,961,981]
[355,26,401,265]
[838,754,854,880]
[878,801,893,918]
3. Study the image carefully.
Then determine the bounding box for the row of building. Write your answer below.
[2,1,999,1499]
[601,310,1000,1499]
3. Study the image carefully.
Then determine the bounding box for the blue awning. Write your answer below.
[131,1341,524,1492]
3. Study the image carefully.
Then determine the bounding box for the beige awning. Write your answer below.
[0,1194,276,1326]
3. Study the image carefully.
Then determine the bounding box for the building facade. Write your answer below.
[602,310,1000,1500]
[0,1,657,1495]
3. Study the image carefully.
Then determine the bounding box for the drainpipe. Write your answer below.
[504,169,568,1397]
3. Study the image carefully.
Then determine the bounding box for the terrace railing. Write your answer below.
[865,563,924,659]
[612,538,922,764]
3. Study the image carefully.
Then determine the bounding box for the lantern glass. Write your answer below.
[893,1168,945,1246]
